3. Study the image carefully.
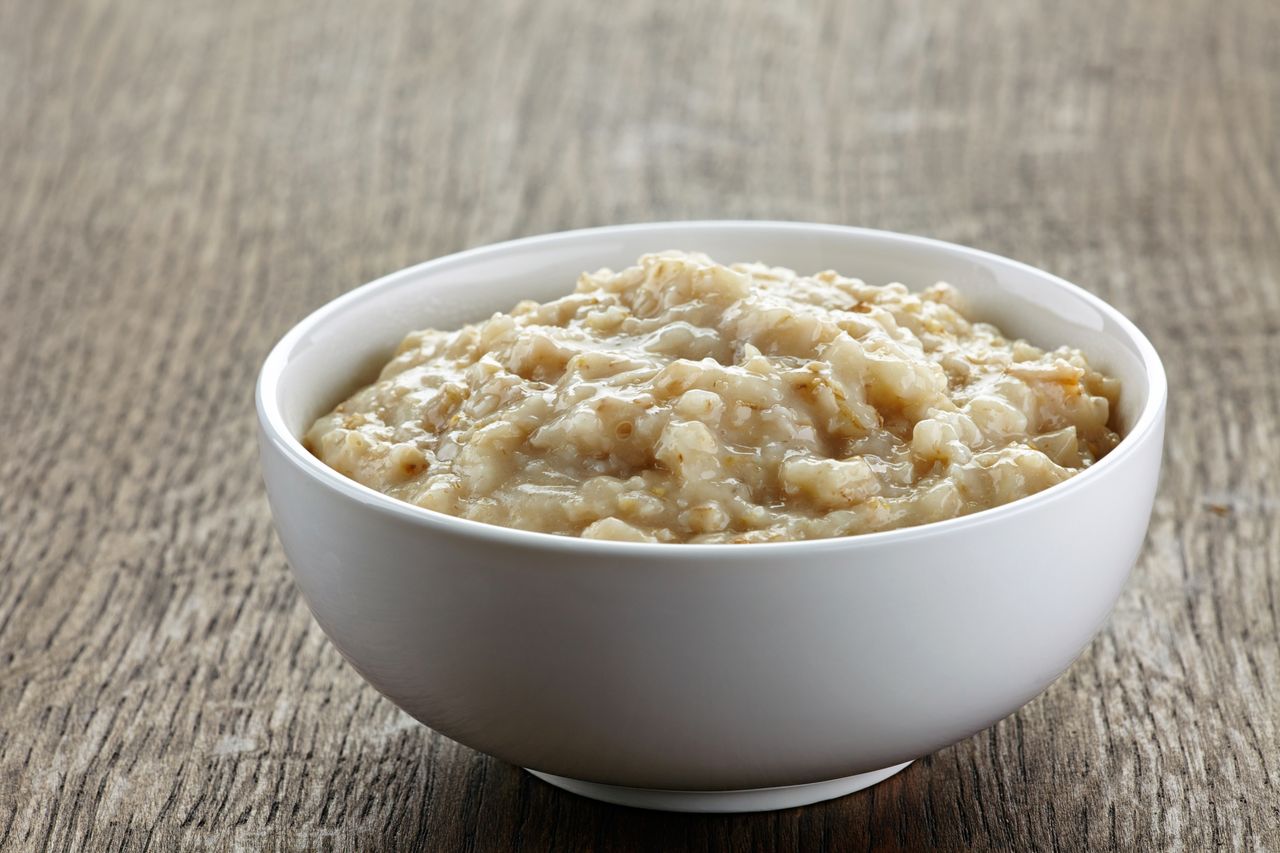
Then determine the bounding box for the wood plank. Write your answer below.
[1,0,1277,848]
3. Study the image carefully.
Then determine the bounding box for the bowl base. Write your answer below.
[525,761,913,813]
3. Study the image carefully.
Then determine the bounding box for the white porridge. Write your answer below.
[304,252,1121,543]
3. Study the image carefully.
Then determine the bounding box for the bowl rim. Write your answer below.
[256,220,1167,555]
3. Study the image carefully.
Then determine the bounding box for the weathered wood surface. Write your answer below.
[2,0,1278,849]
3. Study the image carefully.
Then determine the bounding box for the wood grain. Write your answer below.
[2,0,1278,849]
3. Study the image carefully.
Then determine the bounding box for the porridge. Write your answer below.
[304,252,1121,543]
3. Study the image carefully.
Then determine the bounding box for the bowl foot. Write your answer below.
[525,761,913,813]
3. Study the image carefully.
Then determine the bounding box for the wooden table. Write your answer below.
[3,1,1278,849]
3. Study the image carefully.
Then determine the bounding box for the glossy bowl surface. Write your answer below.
[257,222,1166,806]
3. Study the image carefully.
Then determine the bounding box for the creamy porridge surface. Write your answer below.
[305,252,1121,543]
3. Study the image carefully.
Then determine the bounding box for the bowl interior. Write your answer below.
[266,223,1155,446]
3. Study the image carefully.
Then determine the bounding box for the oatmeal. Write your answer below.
[304,252,1121,542]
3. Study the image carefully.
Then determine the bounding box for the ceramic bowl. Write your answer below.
[256,222,1166,812]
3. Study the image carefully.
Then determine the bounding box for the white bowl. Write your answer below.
[256,222,1167,812]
